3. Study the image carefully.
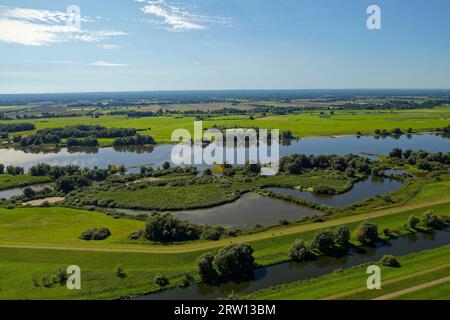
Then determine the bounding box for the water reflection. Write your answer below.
[0,134,448,172]
[266,176,403,208]
[119,193,321,228]
[0,184,53,199]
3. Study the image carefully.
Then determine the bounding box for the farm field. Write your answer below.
[1,107,449,143]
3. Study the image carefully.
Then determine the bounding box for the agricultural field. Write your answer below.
[0,107,449,143]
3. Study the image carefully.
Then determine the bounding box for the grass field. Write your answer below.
[68,171,353,211]
[0,197,449,299]
[0,207,144,246]
[0,174,52,191]
[393,279,450,300]
[245,245,450,300]
[1,107,449,143]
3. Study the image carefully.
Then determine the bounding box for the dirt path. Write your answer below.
[322,263,450,300]
[1,196,449,254]
[372,276,450,300]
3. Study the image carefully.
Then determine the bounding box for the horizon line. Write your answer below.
[1,88,450,96]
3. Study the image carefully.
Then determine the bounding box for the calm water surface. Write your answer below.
[0,134,448,171]
[0,184,52,199]
[267,176,403,208]
[119,193,321,228]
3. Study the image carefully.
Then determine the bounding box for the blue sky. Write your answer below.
[0,0,449,93]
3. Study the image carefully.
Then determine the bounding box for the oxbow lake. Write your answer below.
[120,176,403,228]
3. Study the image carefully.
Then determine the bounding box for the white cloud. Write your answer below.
[137,0,232,32]
[0,5,126,46]
[46,60,129,68]
[89,60,129,67]
[98,44,120,50]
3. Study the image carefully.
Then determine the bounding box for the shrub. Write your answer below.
[162,162,171,170]
[334,225,351,247]
[55,268,68,285]
[380,255,401,267]
[116,265,127,279]
[312,229,336,253]
[32,274,40,288]
[80,227,111,241]
[155,273,169,287]
[145,213,201,242]
[180,273,194,287]
[41,274,52,288]
[288,239,309,261]
[197,253,218,283]
[422,210,444,229]
[353,221,379,244]
[214,244,255,280]
[407,215,420,229]
[22,187,36,199]
[128,230,145,240]
[389,148,403,158]
[279,219,290,226]
[311,215,324,223]
[201,227,224,241]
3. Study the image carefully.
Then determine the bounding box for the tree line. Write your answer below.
[0,122,35,133]
[279,154,372,176]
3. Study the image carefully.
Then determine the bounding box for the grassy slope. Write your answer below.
[1,107,449,143]
[393,280,450,300]
[0,174,52,191]
[0,200,449,299]
[245,245,450,300]
[0,207,144,246]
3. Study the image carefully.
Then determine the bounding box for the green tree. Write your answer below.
[288,239,309,261]
[312,229,336,253]
[353,221,379,244]
[214,244,255,280]
[422,210,444,229]
[162,161,171,170]
[22,187,36,199]
[389,148,403,158]
[197,252,217,283]
[407,215,420,229]
[334,225,351,247]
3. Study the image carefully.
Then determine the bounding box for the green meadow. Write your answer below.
[1,107,449,143]
[0,174,52,191]
[0,199,449,299]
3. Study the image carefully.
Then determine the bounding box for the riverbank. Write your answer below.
[245,244,450,300]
